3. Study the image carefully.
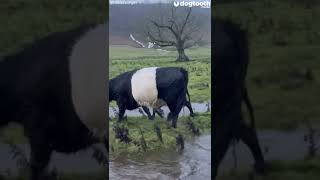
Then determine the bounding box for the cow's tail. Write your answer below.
[180,68,191,103]
[239,28,256,129]
[186,88,191,103]
[243,86,255,129]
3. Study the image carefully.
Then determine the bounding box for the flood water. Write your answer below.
[2,101,318,180]
[1,129,319,179]
[0,135,211,179]
[108,103,212,179]
[220,129,320,172]
[109,135,211,180]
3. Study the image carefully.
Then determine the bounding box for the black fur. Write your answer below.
[212,19,266,179]
[109,67,194,128]
[0,24,103,180]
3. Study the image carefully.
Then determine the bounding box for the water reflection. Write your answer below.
[109,135,212,180]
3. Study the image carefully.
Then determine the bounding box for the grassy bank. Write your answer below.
[218,157,320,180]
[215,0,320,130]
[109,46,211,102]
[109,112,211,156]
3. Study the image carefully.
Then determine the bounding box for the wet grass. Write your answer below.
[0,124,27,144]
[109,112,211,156]
[218,157,320,180]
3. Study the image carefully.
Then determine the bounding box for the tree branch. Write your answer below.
[180,8,192,35]
[150,20,179,39]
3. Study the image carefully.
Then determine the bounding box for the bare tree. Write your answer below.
[145,6,204,61]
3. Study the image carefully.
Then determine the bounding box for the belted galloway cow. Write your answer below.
[212,19,266,179]
[109,67,194,128]
[0,23,108,180]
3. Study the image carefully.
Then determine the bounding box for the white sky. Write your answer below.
[110,0,211,4]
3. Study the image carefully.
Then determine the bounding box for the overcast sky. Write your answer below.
[110,0,211,4]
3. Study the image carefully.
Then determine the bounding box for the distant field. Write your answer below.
[109,45,211,103]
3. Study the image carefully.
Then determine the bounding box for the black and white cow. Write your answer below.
[0,23,108,180]
[109,67,194,128]
[212,19,266,179]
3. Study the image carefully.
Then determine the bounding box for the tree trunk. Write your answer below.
[176,47,189,62]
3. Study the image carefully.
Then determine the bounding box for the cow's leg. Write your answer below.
[152,109,157,118]
[239,122,266,174]
[117,103,126,122]
[167,112,179,128]
[29,141,52,180]
[27,124,52,179]
[212,129,233,179]
[167,100,183,128]
[155,108,164,118]
[21,105,52,180]
[142,106,154,120]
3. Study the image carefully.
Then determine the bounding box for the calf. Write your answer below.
[109,67,194,128]
[0,23,108,180]
[212,19,266,179]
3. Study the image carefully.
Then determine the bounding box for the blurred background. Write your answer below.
[214,0,320,179]
[0,0,107,179]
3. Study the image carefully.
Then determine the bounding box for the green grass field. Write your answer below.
[109,45,211,102]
